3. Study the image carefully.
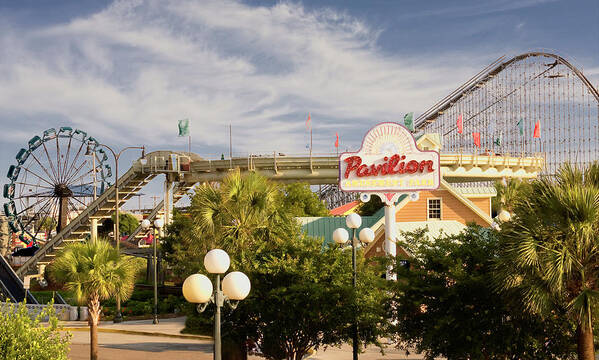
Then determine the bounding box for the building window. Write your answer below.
[428,198,441,220]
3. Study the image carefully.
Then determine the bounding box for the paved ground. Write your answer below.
[63,317,430,360]
[69,331,213,360]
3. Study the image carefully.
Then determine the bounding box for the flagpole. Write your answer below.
[229,124,233,169]
[310,127,312,159]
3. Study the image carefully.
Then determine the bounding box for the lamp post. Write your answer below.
[141,218,164,324]
[332,213,375,360]
[182,249,251,360]
[87,142,145,323]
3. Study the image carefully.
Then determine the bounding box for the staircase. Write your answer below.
[0,255,38,303]
[16,166,157,277]
[126,182,196,245]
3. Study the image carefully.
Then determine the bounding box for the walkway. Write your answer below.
[62,317,431,360]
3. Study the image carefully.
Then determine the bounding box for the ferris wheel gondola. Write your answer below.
[3,127,111,245]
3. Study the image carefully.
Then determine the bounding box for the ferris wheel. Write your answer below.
[3,127,112,245]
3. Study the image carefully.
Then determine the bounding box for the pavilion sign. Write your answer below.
[339,122,440,192]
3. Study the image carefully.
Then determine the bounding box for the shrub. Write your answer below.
[0,301,71,360]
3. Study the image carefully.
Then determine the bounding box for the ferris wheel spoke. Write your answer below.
[18,190,54,198]
[64,160,90,186]
[41,141,60,182]
[14,196,51,217]
[66,197,82,221]
[60,134,74,184]
[32,198,56,241]
[28,151,58,184]
[62,140,86,184]
[21,166,55,187]
[55,136,64,183]
[66,166,95,187]
[70,195,89,208]
[20,197,55,231]
[13,181,54,190]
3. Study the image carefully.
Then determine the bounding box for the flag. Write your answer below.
[305,113,311,131]
[533,120,541,138]
[494,133,502,147]
[335,132,339,148]
[457,113,463,134]
[517,118,524,136]
[178,119,190,137]
[473,132,481,148]
[403,112,414,132]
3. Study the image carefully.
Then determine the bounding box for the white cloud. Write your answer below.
[0,0,484,158]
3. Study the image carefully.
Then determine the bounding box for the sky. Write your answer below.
[0,0,598,208]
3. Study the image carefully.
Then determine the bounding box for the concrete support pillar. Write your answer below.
[90,218,98,242]
[384,203,397,281]
[164,179,175,232]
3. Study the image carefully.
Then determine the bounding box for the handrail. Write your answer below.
[16,166,142,277]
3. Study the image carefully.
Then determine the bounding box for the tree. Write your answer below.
[357,195,383,216]
[496,163,599,360]
[279,183,329,217]
[188,169,291,266]
[50,240,139,360]
[390,226,575,359]
[99,212,139,237]
[0,301,71,360]
[175,171,390,358]
[190,230,390,360]
[36,217,56,232]
[491,178,528,216]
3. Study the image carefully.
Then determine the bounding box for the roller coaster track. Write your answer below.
[414,51,599,175]
[9,149,543,280]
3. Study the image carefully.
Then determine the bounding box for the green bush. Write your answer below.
[0,302,71,360]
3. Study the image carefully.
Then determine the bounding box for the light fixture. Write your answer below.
[222,271,251,301]
[359,228,375,244]
[346,213,362,229]
[333,228,350,244]
[182,274,213,304]
[204,249,230,274]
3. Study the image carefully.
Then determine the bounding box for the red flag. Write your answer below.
[473,132,481,147]
[457,113,463,134]
[305,113,311,131]
[335,132,339,148]
[533,120,540,138]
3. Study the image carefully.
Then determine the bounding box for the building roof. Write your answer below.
[396,220,466,242]
[330,200,360,216]
[454,186,497,197]
[298,209,383,247]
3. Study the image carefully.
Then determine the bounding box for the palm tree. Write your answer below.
[496,163,599,360]
[50,240,138,360]
[492,177,527,216]
[189,170,288,264]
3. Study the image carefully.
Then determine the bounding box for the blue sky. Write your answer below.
[0,0,597,207]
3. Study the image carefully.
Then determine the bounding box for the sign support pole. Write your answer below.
[383,202,397,280]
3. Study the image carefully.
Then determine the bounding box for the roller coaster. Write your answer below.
[1,51,597,303]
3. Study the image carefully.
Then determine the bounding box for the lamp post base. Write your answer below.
[113,312,123,323]
[153,314,159,324]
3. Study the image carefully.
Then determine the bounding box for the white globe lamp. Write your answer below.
[204,249,231,274]
[359,228,375,244]
[498,209,511,222]
[332,228,349,244]
[222,272,251,301]
[182,274,213,304]
[346,213,362,229]
[154,218,164,229]
[141,219,151,230]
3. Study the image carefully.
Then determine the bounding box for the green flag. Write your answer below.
[178,119,190,137]
[494,133,502,146]
[517,118,524,136]
[404,112,414,132]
